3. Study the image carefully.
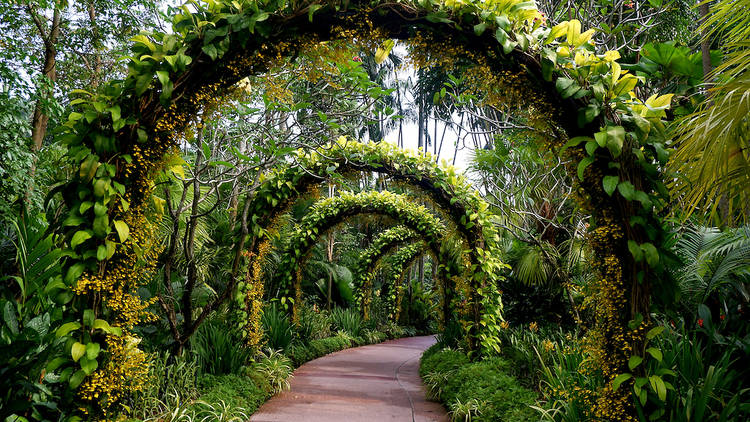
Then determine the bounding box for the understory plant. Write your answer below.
[191,318,252,375]
[261,304,293,351]
[420,345,537,421]
[254,349,294,394]
[295,301,331,341]
[330,307,363,337]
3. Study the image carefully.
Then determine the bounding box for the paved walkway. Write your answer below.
[250,335,449,422]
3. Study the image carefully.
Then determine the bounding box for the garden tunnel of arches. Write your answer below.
[246,188,480,338]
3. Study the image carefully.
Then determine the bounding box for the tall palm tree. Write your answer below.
[669,0,750,225]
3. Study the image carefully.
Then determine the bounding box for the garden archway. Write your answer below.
[53,0,677,418]
[266,190,470,324]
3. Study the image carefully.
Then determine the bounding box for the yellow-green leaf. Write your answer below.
[113,220,129,242]
[71,342,86,362]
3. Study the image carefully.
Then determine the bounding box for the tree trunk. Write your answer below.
[29,6,61,152]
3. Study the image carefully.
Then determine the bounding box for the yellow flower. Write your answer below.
[543,339,555,352]
[529,322,539,332]
[500,321,510,329]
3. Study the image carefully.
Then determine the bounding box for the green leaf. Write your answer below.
[113,220,129,242]
[646,347,663,362]
[79,356,98,375]
[307,4,323,21]
[605,126,625,158]
[97,245,108,261]
[646,326,664,340]
[577,156,595,180]
[2,302,18,335]
[603,175,619,196]
[617,181,635,200]
[71,342,86,362]
[628,355,643,370]
[612,373,633,391]
[71,230,92,248]
[83,309,95,328]
[556,77,580,99]
[650,375,667,401]
[641,242,659,267]
[628,240,643,262]
[202,44,218,60]
[85,342,101,359]
[560,136,590,153]
[473,22,487,36]
[69,369,87,389]
[56,321,81,337]
[93,214,110,238]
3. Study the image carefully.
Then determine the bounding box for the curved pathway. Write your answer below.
[250,335,448,421]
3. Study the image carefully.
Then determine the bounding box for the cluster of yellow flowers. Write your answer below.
[77,335,150,414]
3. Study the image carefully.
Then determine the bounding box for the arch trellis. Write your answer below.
[352,225,422,318]
[267,190,475,322]
[52,0,676,418]
[237,140,506,341]
[381,241,430,321]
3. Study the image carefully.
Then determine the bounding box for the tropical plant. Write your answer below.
[295,301,331,342]
[255,349,294,394]
[190,318,252,375]
[193,400,249,422]
[129,351,199,420]
[669,0,750,225]
[330,307,363,338]
[449,398,483,422]
[261,304,293,351]
[672,225,750,317]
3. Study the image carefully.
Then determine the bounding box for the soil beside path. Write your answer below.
[250,335,449,422]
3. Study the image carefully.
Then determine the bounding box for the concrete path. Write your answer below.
[250,335,449,422]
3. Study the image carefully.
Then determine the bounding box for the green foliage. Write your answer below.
[128,351,200,420]
[295,302,331,342]
[669,0,750,225]
[673,225,750,316]
[330,307,363,338]
[421,348,537,421]
[286,332,352,367]
[191,318,252,375]
[195,372,272,416]
[254,349,294,394]
[0,214,71,421]
[261,304,293,351]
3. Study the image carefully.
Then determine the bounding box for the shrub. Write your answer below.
[254,349,294,394]
[129,351,200,420]
[191,318,252,375]
[195,372,272,415]
[296,302,331,342]
[261,303,293,351]
[421,349,537,422]
[330,307,362,337]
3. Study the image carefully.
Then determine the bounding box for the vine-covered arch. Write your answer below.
[239,140,506,339]
[266,190,475,322]
[381,241,430,321]
[52,0,677,417]
[352,226,421,318]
